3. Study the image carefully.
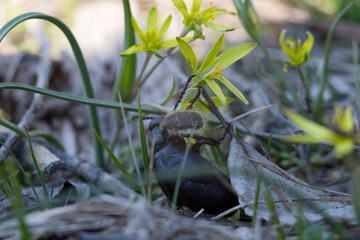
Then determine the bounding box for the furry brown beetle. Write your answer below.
[148,116,238,215]
[147,76,238,214]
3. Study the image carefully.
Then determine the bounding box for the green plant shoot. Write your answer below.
[282,106,359,156]
[176,34,256,105]
[173,0,235,38]
[279,30,314,72]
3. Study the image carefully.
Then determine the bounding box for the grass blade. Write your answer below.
[24,127,51,209]
[118,92,146,196]
[94,129,142,192]
[0,12,104,168]
[251,170,262,228]
[0,161,31,240]
[138,90,149,184]
[171,123,197,212]
[113,0,137,101]
[263,183,285,240]
[0,82,160,114]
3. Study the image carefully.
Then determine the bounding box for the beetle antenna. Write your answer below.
[187,86,201,110]
[173,75,196,110]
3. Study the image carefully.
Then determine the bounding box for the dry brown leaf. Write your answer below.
[228,137,354,225]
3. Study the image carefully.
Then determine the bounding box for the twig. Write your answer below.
[193,208,204,218]
[43,143,140,200]
[0,33,51,163]
[227,104,273,124]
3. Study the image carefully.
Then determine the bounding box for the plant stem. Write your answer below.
[353,40,360,126]
[297,66,312,113]
[130,54,152,97]
[314,0,356,120]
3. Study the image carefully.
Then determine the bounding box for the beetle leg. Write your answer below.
[217,123,231,142]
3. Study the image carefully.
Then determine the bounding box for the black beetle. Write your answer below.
[148,116,239,215]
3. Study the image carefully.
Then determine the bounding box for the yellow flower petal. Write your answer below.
[283,108,336,141]
[335,106,354,133]
[334,138,354,156]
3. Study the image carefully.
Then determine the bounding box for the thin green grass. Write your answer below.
[0,12,104,168]
[251,171,262,228]
[171,124,197,212]
[0,161,31,240]
[138,90,150,186]
[24,127,51,209]
[118,92,146,196]
[263,183,285,240]
[0,83,160,114]
[94,129,142,192]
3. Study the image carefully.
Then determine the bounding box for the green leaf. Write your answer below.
[120,44,145,56]
[157,15,172,41]
[210,43,257,70]
[205,21,235,32]
[205,79,226,105]
[215,76,248,104]
[200,33,224,72]
[146,7,157,33]
[191,0,202,14]
[210,96,234,107]
[131,17,146,43]
[177,37,198,73]
[172,0,188,16]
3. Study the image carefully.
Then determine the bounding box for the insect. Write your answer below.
[147,76,238,215]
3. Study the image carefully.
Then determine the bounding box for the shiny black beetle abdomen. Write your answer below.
[148,117,239,215]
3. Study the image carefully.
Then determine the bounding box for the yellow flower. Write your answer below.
[282,106,360,156]
[121,7,192,57]
[173,0,235,38]
[279,29,314,72]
